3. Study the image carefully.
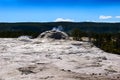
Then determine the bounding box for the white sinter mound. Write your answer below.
[37,30,69,40]
[0,38,120,80]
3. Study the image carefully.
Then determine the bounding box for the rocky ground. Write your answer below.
[0,38,120,80]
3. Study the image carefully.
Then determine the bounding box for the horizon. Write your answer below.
[0,21,120,24]
[0,0,120,22]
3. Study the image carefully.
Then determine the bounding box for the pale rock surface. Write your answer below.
[0,38,120,80]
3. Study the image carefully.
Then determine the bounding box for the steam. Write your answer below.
[52,25,63,31]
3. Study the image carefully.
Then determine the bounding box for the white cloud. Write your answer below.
[85,20,91,22]
[115,16,120,18]
[99,15,112,19]
[54,18,74,22]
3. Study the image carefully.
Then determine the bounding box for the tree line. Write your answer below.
[0,22,120,33]
[0,31,40,38]
[71,28,120,54]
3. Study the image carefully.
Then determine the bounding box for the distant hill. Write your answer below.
[0,22,120,33]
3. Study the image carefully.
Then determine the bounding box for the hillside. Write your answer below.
[0,22,120,33]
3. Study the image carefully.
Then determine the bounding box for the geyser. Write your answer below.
[37,27,68,40]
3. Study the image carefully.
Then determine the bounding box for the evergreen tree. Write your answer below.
[71,28,82,41]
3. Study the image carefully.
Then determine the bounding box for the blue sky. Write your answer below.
[0,0,120,22]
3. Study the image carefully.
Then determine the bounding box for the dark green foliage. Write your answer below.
[70,29,120,54]
[71,28,82,40]
[92,33,120,54]
[0,31,40,38]
[0,22,120,33]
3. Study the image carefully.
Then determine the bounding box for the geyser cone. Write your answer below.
[37,30,69,40]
